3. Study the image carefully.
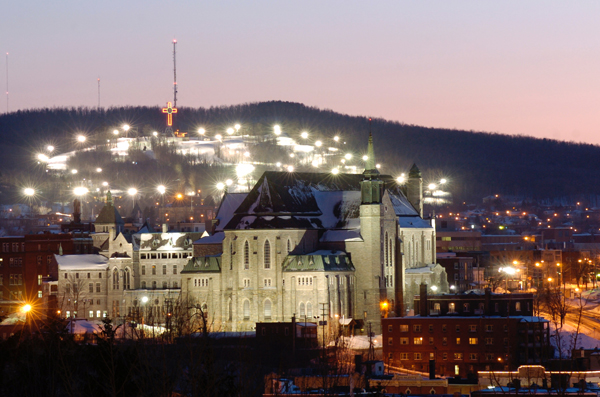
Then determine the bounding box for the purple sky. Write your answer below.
[2,1,599,144]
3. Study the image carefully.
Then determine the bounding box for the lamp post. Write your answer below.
[128,188,138,210]
[74,186,89,221]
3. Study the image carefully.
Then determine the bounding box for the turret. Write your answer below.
[407,163,423,217]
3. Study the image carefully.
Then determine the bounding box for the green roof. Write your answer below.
[181,255,222,273]
[282,251,354,272]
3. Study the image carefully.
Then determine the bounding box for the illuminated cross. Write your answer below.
[162,101,178,126]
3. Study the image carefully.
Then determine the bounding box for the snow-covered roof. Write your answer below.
[389,193,419,216]
[194,233,225,245]
[320,229,363,242]
[56,254,109,270]
[398,216,432,229]
[132,232,202,251]
[215,193,248,232]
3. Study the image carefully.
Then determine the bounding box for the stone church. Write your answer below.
[182,135,447,334]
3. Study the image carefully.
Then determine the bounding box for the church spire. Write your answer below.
[363,118,380,179]
[106,190,113,206]
[360,118,384,204]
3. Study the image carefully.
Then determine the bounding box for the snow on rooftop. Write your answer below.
[56,254,109,270]
[320,229,363,242]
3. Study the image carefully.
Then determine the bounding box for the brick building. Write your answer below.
[382,287,551,378]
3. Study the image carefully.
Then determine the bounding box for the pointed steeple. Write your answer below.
[360,120,384,204]
[408,163,421,178]
[106,190,113,206]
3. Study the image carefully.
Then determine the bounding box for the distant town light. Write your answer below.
[215,134,222,141]
[141,296,149,303]
[333,136,340,142]
[431,286,438,292]
[243,151,250,157]
[312,160,319,167]
[276,162,282,167]
[102,182,108,187]
[376,164,381,169]
[397,176,405,184]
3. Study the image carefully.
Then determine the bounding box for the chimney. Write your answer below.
[162,223,168,233]
[420,283,428,317]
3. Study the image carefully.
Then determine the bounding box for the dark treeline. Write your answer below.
[1,101,600,203]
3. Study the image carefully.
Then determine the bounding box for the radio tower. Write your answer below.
[173,39,177,107]
[5,52,8,114]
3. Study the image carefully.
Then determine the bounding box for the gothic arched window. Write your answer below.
[243,241,249,269]
[264,299,272,319]
[264,240,271,269]
[243,300,250,320]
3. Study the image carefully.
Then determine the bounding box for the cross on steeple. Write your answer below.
[161,101,178,126]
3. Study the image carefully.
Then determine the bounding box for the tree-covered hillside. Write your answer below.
[1,101,599,204]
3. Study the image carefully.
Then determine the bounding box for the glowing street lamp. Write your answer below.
[215,134,222,141]
[46,145,54,152]
[301,131,308,139]
[428,183,437,190]
[440,178,447,184]
[157,185,166,195]
[77,135,86,143]
[332,168,339,175]
[21,304,32,313]
[112,129,119,135]
[71,169,78,174]
[102,181,109,187]
[152,131,158,137]
[344,153,352,160]
[96,167,102,173]
[73,187,88,196]
[128,188,138,209]
[24,188,35,196]
[198,128,205,135]
[362,155,368,161]
[226,127,234,135]
[287,165,294,172]
[37,153,49,162]
[225,179,233,187]
[315,140,322,147]
[333,136,340,142]
[397,176,405,184]
[274,125,281,135]
[431,285,438,292]
[234,124,241,131]
[216,182,225,190]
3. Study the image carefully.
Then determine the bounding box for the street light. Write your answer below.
[24,188,35,196]
[274,125,281,135]
[123,124,130,137]
[77,135,86,143]
[198,128,205,135]
[113,129,119,136]
[226,127,234,135]
[234,124,241,131]
[301,132,308,139]
[47,145,54,152]
[128,188,138,209]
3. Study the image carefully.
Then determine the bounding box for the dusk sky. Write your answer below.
[2,1,599,144]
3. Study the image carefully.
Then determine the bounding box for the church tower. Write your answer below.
[95,190,125,233]
[407,163,423,217]
[358,131,385,333]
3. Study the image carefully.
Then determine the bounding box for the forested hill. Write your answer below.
[1,101,599,203]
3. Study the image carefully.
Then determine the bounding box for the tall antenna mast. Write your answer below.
[5,52,8,114]
[173,39,177,108]
[97,77,100,110]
